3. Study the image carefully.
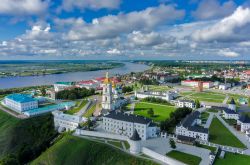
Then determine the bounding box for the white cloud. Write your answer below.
[128,31,163,46]
[0,0,49,16]
[20,23,53,40]
[107,48,121,55]
[218,49,240,57]
[192,0,236,20]
[64,5,185,40]
[60,0,121,12]
[192,6,250,42]
[238,41,250,47]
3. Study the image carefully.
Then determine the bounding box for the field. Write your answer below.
[148,85,170,91]
[32,135,158,165]
[65,100,88,115]
[0,110,56,164]
[209,117,246,148]
[134,102,176,122]
[166,150,201,165]
[83,103,97,118]
[214,152,250,165]
[182,91,226,103]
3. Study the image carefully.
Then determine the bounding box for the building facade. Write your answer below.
[54,82,75,92]
[52,110,86,132]
[102,111,158,140]
[3,93,38,113]
[173,100,195,109]
[175,111,209,141]
[134,90,178,101]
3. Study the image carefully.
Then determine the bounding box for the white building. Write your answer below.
[102,111,158,140]
[220,98,238,120]
[219,83,231,90]
[3,93,38,113]
[173,100,195,109]
[181,80,214,89]
[134,90,178,101]
[237,115,250,132]
[101,72,127,111]
[175,111,209,142]
[52,110,86,132]
[54,82,75,92]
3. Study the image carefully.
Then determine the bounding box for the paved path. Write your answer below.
[215,114,250,149]
[130,102,135,113]
[75,99,92,116]
[223,95,229,104]
[141,138,210,165]
[204,113,214,128]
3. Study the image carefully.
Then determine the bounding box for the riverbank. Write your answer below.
[0,61,124,78]
[0,62,150,89]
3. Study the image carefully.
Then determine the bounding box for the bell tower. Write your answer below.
[102,72,113,110]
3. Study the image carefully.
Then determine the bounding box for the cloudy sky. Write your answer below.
[0,0,250,60]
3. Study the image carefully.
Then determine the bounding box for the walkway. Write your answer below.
[223,95,229,104]
[215,114,250,149]
[204,113,214,128]
[141,137,211,165]
[75,100,92,116]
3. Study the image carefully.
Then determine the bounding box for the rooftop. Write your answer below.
[55,82,74,85]
[6,93,37,103]
[130,129,141,141]
[104,111,153,125]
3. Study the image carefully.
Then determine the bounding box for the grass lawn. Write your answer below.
[65,100,88,115]
[214,152,250,165]
[166,150,201,165]
[134,102,176,122]
[108,141,123,149]
[148,85,170,91]
[201,112,210,123]
[184,91,226,103]
[32,135,158,165]
[83,103,96,118]
[209,117,246,148]
[227,94,247,106]
[207,109,219,113]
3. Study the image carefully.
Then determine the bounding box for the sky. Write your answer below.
[0,0,250,60]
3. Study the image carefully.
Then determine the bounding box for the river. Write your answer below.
[0,62,149,89]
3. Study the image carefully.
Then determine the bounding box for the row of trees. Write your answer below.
[56,88,95,100]
[122,86,133,93]
[139,78,159,85]
[160,107,193,134]
[142,97,172,106]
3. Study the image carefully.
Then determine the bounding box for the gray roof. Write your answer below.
[229,98,236,105]
[104,111,153,125]
[130,129,141,141]
[178,111,208,134]
[238,115,250,123]
[215,107,238,114]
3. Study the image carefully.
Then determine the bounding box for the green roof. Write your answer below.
[55,82,74,85]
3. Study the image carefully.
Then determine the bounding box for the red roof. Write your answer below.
[78,80,95,85]
[244,70,250,75]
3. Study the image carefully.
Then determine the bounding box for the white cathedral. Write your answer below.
[101,72,127,112]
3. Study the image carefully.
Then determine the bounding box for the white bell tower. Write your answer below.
[102,72,113,110]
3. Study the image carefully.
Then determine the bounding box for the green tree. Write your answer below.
[147,108,154,117]
[86,118,93,130]
[41,87,46,96]
[195,99,201,109]
[169,138,176,149]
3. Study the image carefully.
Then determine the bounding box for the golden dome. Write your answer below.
[103,72,110,84]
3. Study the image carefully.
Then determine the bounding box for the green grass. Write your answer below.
[148,85,170,91]
[108,141,123,149]
[201,112,209,122]
[124,141,130,149]
[184,91,226,103]
[222,118,237,126]
[207,109,219,113]
[32,135,158,165]
[0,110,56,164]
[209,117,246,148]
[166,150,201,165]
[134,102,176,122]
[83,103,96,118]
[65,100,88,115]
[197,144,217,153]
[214,152,250,165]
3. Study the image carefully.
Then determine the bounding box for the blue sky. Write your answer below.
[0,0,250,60]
